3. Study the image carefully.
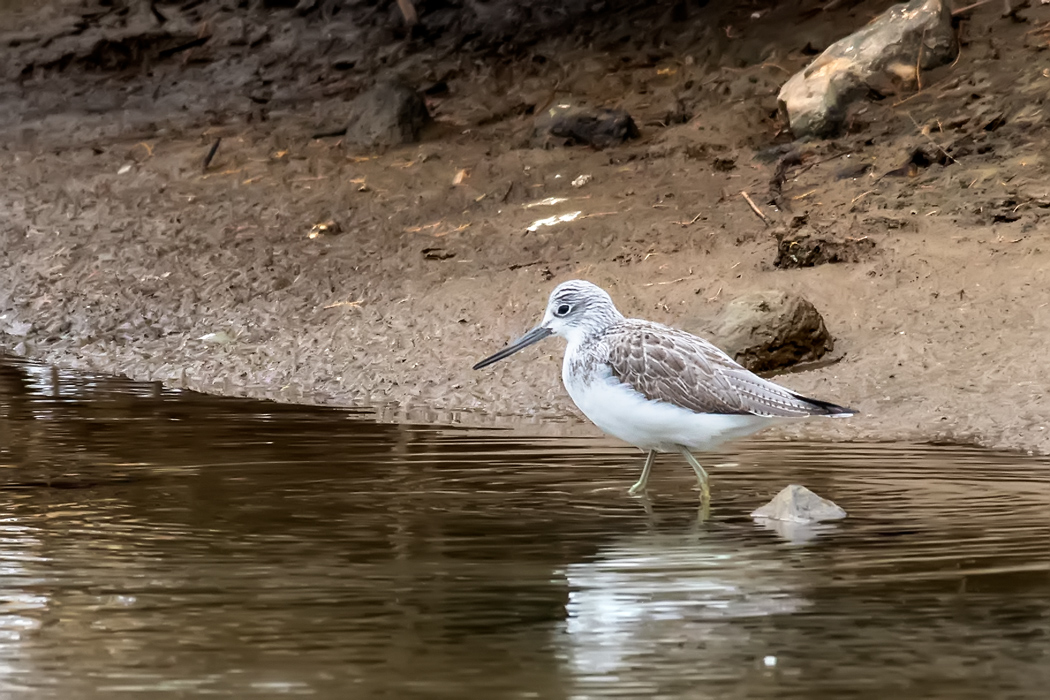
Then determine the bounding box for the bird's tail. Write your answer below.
[791,392,856,417]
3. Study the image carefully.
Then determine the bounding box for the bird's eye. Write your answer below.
[555,303,572,317]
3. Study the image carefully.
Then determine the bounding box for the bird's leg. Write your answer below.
[628,450,657,495]
[697,497,710,522]
[678,447,711,501]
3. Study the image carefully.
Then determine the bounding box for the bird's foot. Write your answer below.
[628,480,647,496]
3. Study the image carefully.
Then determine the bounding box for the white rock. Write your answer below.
[751,484,847,524]
[778,0,957,138]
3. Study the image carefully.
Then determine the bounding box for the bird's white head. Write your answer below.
[472,280,623,370]
[539,280,623,344]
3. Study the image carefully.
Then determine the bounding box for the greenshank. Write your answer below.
[473,280,854,498]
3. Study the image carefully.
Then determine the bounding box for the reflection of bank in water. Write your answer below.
[0,516,47,644]
[561,530,808,686]
[0,515,48,687]
[0,359,166,485]
[0,356,402,491]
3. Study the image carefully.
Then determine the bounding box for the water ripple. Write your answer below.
[0,357,1048,699]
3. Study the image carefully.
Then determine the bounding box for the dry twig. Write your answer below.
[324,300,363,310]
[202,137,221,172]
[740,191,771,226]
[952,0,999,16]
[916,28,926,91]
[673,211,704,226]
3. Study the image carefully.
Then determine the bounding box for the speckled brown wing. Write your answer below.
[604,321,834,417]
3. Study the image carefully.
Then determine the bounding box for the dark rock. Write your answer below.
[778,0,958,138]
[701,291,834,373]
[881,143,953,178]
[751,484,847,523]
[532,103,639,149]
[774,225,876,269]
[345,82,430,149]
[331,55,359,71]
[423,81,449,96]
[422,247,454,260]
[712,156,736,172]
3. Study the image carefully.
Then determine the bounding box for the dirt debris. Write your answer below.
[773,216,879,269]
[2,0,1050,456]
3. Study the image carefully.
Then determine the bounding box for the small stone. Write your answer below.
[198,331,235,345]
[751,484,847,523]
[532,103,639,149]
[422,247,455,261]
[345,82,430,149]
[2,319,33,337]
[697,290,834,372]
[308,220,342,239]
[778,0,958,138]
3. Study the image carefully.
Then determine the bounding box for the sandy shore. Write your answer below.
[3,0,1049,453]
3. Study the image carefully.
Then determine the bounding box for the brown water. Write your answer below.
[0,357,1048,699]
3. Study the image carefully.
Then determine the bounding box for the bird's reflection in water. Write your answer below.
[562,528,809,689]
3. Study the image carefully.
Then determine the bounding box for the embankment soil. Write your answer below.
[2,0,1049,453]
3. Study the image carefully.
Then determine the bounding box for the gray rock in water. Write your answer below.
[532,103,639,149]
[345,82,430,148]
[699,291,834,373]
[751,484,847,524]
[778,0,958,138]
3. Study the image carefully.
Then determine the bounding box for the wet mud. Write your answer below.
[2,0,1050,453]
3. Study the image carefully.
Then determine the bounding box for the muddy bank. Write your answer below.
[2,0,1050,454]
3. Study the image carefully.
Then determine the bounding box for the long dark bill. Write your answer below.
[472,325,553,370]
